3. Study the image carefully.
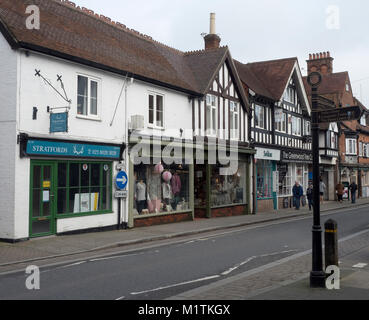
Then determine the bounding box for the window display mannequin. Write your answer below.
[147,168,162,213]
[162,181,172,211]
[136,179,147,214]
[171,171,181,210]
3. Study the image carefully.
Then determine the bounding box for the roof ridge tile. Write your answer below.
[53,0,184,55]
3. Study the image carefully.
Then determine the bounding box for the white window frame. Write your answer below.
[230,101,239,140]
[77,74,101,119]
[275,110,287,133]
[148,92,165,129]
[359,142,363,157]
[346,138,357,155]
[254,104,265,129]
[291,116,302,136]
[304,120,311,136]
[206,95,217,136]
[360,115,367,126]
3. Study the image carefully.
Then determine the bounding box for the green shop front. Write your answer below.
[20,136,124,238]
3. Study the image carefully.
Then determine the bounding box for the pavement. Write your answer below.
[1,198,369,272]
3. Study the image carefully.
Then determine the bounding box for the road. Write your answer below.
[0,205,368,300]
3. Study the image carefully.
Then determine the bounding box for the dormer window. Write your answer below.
[346,83,350,92]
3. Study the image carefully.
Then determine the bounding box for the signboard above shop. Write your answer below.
[50,112,68,133]
[24,139,122,160]
[255,148,281,161]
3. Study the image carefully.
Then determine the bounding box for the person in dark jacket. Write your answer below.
[292,181,304,210]
[306,184,313,211]
[349,181,358,204]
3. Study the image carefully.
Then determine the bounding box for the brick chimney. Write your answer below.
[306,51,334,75]
[204,13,221,50]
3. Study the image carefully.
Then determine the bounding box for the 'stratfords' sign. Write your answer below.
[26,139,121,159]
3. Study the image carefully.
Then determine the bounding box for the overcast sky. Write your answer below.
[75,0,369,106]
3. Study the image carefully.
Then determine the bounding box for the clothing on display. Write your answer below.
[133,163,189,215]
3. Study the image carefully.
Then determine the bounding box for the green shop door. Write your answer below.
[29,161,56,237]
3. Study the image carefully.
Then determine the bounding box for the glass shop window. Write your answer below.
[209,162,247,207]
[57,162,112,215]
[133,163,190,215]
[256,160,273,199]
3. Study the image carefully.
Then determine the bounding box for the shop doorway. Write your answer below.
[29,161,56,237]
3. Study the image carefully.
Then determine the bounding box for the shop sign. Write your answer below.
[26,139,121,159]
[255,148,281,161]
[282,151,312,162]
[50,112,68,133]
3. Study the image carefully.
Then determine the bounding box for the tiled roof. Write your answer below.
[303,72,349,95]
[234,58,297,101]
[0,0,231,97]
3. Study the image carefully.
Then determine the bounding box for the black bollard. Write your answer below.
[324,219,338,270]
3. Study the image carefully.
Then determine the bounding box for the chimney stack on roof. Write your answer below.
[204,13,221,50]
[306,51,334,75]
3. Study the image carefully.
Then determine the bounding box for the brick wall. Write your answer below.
[256,199,274,212]
[211,205,245,218]
[134,212,192,228]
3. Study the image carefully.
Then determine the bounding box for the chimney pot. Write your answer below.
[210,13,216,34]
[309,54,312,60]
[204,13,221,50]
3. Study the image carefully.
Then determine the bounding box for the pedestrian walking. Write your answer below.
[292,181,303,210]
[319,178,326,205]
[306,184,313,211]
[336,182,344,203]
[349,181,358,204]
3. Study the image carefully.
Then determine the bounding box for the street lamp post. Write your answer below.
[307,72,326,288]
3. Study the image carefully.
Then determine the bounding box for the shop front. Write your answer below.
[20,136,124,238]
[277,150,312,209]
[127,136,194,228]
[194,146,253,219]
[254,148,281,212]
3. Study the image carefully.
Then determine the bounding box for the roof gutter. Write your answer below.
[0,15,20,49]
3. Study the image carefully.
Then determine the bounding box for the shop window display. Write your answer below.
[256,160,273,199]
[278,164,292,196]
[210,162,246,207]
[134,163,189,215]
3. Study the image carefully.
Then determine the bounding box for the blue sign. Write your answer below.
[115,171,128,190]
[50,112,68,133]
[26,139,121,159]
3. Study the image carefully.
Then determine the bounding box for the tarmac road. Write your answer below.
[0,205,368,300]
